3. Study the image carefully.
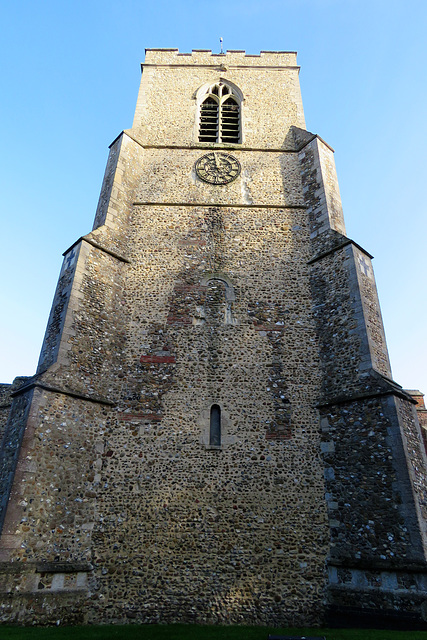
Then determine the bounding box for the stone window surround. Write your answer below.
[195,79,244,145]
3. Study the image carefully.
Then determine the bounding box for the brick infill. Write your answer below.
[140,355,176,363]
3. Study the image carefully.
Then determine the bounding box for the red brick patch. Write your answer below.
[266,431,292,441]
[140,355,176,363]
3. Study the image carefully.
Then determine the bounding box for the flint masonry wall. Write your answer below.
[0,50,330,626]
[0,388,107,625]
[0,386,12,444]
[0,378,29,444]
[133,49,305,149]
[321,394,427,623]
[295,117,427,623]
[0,49,426,627]
[86,195,329,625]
[78,51,330,624]
[0,388,34,535]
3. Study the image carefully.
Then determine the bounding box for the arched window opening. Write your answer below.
[210,404,221,446]
[199,83,241,144]
[221,96,239,143]
[199,97,219,143]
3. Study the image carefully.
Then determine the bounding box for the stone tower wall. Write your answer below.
[0,49,426,627]
[133,49,305,149]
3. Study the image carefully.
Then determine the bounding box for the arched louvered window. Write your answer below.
[199,83,241,144]
[221,96,239,142]
[210,404,221,446]
[199,97,219,143]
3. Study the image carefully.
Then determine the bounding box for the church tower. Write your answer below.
[1,49,427,627]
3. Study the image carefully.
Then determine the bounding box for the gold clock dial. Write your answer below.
[195,152,241,185]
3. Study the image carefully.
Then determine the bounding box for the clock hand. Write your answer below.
[216,153,229,177]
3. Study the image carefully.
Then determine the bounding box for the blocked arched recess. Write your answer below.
[193,79,244,144]
[193,275,238,326]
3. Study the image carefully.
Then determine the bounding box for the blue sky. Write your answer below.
[1,0,426,397]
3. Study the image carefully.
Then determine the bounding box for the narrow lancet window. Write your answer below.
[210,404,221,446]
[198,83,241,144]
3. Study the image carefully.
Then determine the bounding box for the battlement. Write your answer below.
[144,48,298,67]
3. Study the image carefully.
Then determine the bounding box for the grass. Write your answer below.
[2,625,427,640]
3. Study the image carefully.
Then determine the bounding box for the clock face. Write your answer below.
[195,152,241,185]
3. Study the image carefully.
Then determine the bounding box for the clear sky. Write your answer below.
[1,0,426,397]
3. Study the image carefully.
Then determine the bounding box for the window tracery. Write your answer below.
[198,83,241,144]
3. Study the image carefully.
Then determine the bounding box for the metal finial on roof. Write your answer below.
[219,37,224,54]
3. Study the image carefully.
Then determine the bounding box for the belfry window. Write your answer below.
[210,404,221,446]
[199,83,241,144]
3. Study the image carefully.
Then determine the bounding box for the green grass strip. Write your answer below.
[2,625,427,640]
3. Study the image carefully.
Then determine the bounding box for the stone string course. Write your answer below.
[1,49,427,627]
